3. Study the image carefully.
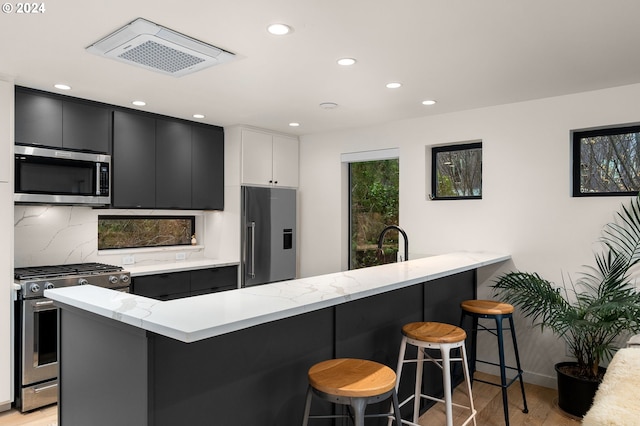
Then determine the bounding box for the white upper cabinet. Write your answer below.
[271,135,299,187]
[241,128,299,188]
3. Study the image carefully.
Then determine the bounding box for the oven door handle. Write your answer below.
[35,300,55,307]
[34,382,58,393]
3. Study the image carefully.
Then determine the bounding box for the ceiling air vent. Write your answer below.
[86,18,236,77]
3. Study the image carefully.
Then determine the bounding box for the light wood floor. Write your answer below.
[418,372,581,425]
[0,372,580,425]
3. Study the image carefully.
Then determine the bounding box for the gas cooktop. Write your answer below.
[14,262,124,280]
[15,262,130,299]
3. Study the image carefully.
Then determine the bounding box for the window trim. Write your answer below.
[430,141,482,200]
[572,124,640,197]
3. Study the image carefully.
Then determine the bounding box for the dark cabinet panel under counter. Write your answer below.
[46,252,509,426]
[130,265,238,300]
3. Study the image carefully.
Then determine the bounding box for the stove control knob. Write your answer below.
[120,274,130,283]
[109,275,119,284]
[44,282,55,290]
[29,283,40,293]
[78,278,89,286]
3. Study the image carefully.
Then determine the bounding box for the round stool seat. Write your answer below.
[402,321,466,344]
[308,358,397,398]
[461,299,514,315]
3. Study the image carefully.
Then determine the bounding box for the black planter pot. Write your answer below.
[555,362,604,418]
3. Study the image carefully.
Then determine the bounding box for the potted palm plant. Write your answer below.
[492,195,640,418]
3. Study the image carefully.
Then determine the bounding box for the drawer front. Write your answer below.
[190,266,238,293]
[133,271,191,299]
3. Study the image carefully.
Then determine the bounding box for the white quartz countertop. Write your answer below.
[125,258,239,276]
[45,251,510,343]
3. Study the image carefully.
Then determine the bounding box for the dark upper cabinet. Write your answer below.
[192,125,224,210]
[16,87,225,210]
[62,101,110,153]
[15,88,111,153]
[156,119,192,209]
[112,110,156,208]
[15,90,63,147]
[113,112,224,210]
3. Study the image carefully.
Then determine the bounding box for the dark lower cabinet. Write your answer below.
[132,271,191,301]
[131,266,238,300]
[190,266,237,295]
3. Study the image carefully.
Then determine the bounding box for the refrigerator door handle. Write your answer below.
[249,221,256,278]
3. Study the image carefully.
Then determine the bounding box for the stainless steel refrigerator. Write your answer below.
[241,186,297,287]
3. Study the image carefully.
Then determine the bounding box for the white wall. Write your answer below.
[297,83,640,388]
[0,79,14,411]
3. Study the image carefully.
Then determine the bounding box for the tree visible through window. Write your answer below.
[431,142,482,200]
[573,125,640,196]
[349,159,399,269]
[98,216,195,250]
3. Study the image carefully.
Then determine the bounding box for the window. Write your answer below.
[348,159,399,269]
[98,216,195,250]
[431,142,482,200]
[572,125,640,196]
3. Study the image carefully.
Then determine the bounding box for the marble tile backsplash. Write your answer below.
[14,206,205,267]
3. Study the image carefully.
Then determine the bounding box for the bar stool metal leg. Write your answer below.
[460,300,528,426]
[442,343,453,426]
[413,346,424,424]
[351,398,367,426]
[509,316,528,414]
[460,344,477,426]
[495,314,510,426]
[302,386,313,426]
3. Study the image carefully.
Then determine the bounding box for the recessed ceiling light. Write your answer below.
[319,102,338,110]
[337,58,356,66]
[193,114,205,119]
[422,100,437,106]
[289,122,300,127]
[132,100,146,106]
[54,84,71,90]
[267,23,292,35]
[386,82,402,89]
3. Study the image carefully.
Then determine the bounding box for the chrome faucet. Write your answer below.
[377,225,409,262]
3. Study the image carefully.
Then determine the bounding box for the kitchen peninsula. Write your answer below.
[46,251,509,426]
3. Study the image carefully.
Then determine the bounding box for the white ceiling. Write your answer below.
[2,0,640,136]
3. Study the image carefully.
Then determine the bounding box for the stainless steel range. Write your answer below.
[14,263,130,412]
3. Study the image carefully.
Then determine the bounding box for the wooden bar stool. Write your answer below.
[459,300,528,426]
[302,358,403,426]
[391,322,476,426]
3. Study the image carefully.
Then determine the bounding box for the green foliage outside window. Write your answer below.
[350,159,399,269]
[98,216,194,250]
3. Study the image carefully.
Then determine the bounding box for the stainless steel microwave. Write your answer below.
[14,145,111,206]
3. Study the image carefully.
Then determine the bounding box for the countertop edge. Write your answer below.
[46,251,510,343]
